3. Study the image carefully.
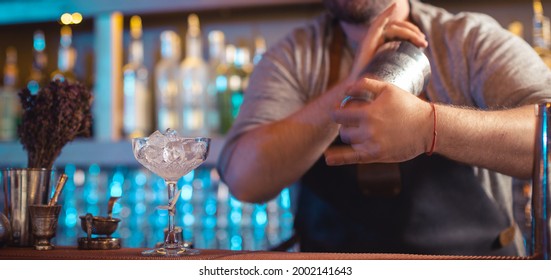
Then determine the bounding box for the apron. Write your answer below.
[292,19,517,256]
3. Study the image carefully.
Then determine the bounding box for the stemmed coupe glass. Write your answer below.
[132,129,210,256]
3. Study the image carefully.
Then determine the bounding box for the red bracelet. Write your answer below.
[426,102,437,156]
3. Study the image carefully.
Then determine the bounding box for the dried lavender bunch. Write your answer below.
[18,80,93,169]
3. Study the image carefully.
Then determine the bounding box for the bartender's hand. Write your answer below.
[325,78,434,165]
[323,4,428,128]
[346,3,428,81]
[324,3,429,166]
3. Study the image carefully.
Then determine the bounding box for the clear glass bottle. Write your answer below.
[533,0,546,49]
[233,47,252,117]
[533,0,551,67]
[252,35,266,66]
[122,15,152,138]
[155,30,182,133]
[223,45,251,131]
[27,30,48,95]
[217,44,235,135]
[0,47,20,141]
[206,30,225,136]
[51,26,77,83]
[179,13,209,137]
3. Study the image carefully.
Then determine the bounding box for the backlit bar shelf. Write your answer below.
[0,0,322,25]
[0,137,224,168]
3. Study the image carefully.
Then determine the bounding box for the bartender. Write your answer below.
[217,0,551,255]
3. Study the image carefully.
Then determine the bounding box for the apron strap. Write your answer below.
[328,19,344,88]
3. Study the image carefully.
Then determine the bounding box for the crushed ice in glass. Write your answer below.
[134,129,209,181]
[192,142,207,160]
[148,130,168,147]
[145,145,164,164]
[164,128,178,141]
[163,140,185,162]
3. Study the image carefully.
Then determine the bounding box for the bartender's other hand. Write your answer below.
[347,3,428,81]
[325,78,433,165]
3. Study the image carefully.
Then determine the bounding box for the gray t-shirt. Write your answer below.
[218,0,551,254]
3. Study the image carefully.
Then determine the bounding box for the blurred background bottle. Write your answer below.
[180,14,208,137]
[252,35,266,66]
[210,39,227,135]
[533,0,551,67]
[217,45,236,135]
[206,30,225,136]
[218,44,251,135]
[51,26,77,83]
[0,46,20,141]
[122,15,152,138]
[155,30,182,133]
[26,30,48,95]
[233,46,252,117]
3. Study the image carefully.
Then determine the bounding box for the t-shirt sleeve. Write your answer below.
[465,14,551,108]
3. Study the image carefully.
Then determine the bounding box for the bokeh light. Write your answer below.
[60,13,72,25]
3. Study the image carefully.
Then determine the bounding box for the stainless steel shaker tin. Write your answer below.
[532,103,551,259]
[2,168,54,247]
[360,40,431,96]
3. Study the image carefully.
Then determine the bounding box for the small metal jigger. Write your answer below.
[27,174,67,250]
[29,205,61,251]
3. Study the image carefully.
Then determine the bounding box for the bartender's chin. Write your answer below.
[323,0,395,24]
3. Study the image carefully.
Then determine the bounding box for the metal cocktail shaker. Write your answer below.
[342,40,431,105]
[2,168,54,247]
[361,40,431,95]
[532,103,551,260]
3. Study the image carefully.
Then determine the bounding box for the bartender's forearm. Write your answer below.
[222,83,347,203]
[435,104,536,179]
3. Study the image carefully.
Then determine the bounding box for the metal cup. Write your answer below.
[361,40,431,95]
[29,205,61,250]
[1,168,55,246]
[79,213,121,237]
[532,103,551,259]
[343,40,431,107]
[0,212,11,246]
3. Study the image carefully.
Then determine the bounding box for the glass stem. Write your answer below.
[165,180,180,247]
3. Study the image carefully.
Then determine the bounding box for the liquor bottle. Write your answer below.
[180,14,209,136]
[217,44,235,134]
[122,15,152,138]
[252,35,266,65]
[230,46,251,116]
[217,44,253,134]
[0,47,20,141]
[155,30,182,133]
[27,30,48,94]
[206,30,225,136]
[533,0,546,49]
[51,26,77,83]
[533,0,551,67]
[234,47,252,115]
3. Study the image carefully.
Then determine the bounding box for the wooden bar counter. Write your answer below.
[0,247,526,260]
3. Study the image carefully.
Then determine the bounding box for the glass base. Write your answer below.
[141,246,200,257]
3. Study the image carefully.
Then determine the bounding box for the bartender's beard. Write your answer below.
[323,0,397,23]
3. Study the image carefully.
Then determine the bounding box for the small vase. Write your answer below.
[1,168,55,247]
[29,205,61,250]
